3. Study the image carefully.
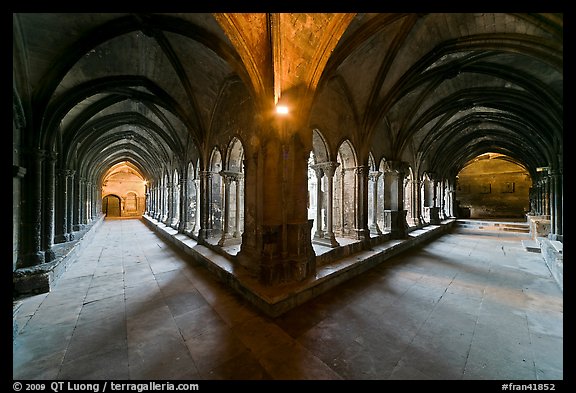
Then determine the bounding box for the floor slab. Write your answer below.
[13,217,563,381]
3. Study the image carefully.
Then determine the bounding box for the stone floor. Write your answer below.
[13,217,563,381]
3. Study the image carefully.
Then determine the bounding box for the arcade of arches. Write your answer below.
[13,13,562,313]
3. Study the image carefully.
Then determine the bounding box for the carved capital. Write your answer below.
[354,166,368,175]
[368,171,382,181]
[318,161,340,178]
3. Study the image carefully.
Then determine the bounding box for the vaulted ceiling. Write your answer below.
[13,13,563,182]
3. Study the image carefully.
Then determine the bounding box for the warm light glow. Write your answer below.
[276,105,289,115]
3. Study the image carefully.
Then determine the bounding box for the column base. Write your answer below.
[369,223,382,236]
[218,232,233,246]
[354,228,371,240]
[384,210,408,239]
[429,207,441,224]
[313,233,340,248]
[17,251,45,269]
[241,220,316,285]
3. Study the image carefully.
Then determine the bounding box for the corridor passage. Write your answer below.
[13,217,563,380]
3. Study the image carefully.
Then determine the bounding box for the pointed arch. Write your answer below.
[334,139,358,237]
[219,137,245,247]
[209,147,223,238]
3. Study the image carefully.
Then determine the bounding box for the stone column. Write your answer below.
[236,118,315,285]
[354,166,370,240]
[149,183,155,217]
[535,179,542,215]
[409,176,422,228]
[322,162,340,247]
[338,168,347,236]
[233,173,243,238]
[94,182,101,219]
[218,171,234,246]
[85,180,92,224]
[154,185,160,219]
[55,169,67,243]
[66,169,76,240]
[55,169,72,243]
[87,181,93,221]
[543,176,550,216]
[163,181,173,225]
[73,177,85,231]
[177,175,186,232]
[383,161,408,239]
[159,184,164,219]
[310,164,325,239]
[199,171,213,240]
[43,152,57,262]
[428,173,441,224]
[194,178,201,235]
[437,179,445,220]
[173,177,183,229]
[549,169,562,238]
[20,149,46,267]
[369,170,382,235]
[160,182,166,221]
[13,164,27,271]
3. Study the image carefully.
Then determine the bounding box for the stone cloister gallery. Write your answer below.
[13,13,562,317]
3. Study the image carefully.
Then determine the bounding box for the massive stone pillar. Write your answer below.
[42,152,57,262]
[237,117,315,285]
[19,149,46,267]
[549,169,562,238]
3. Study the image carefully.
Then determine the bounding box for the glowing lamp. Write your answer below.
[276,104,289,115]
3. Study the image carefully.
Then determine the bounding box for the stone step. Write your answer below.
[455,219,530,234]
[522,239,541,253]
[550,240,563,254]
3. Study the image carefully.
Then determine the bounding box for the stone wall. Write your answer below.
[455,154,531,218]
[102,170,146,216]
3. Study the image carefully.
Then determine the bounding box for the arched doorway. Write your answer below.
[102,195,121,217]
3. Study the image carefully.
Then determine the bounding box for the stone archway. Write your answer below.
[455,153,532,219]
[102,195,121,217]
